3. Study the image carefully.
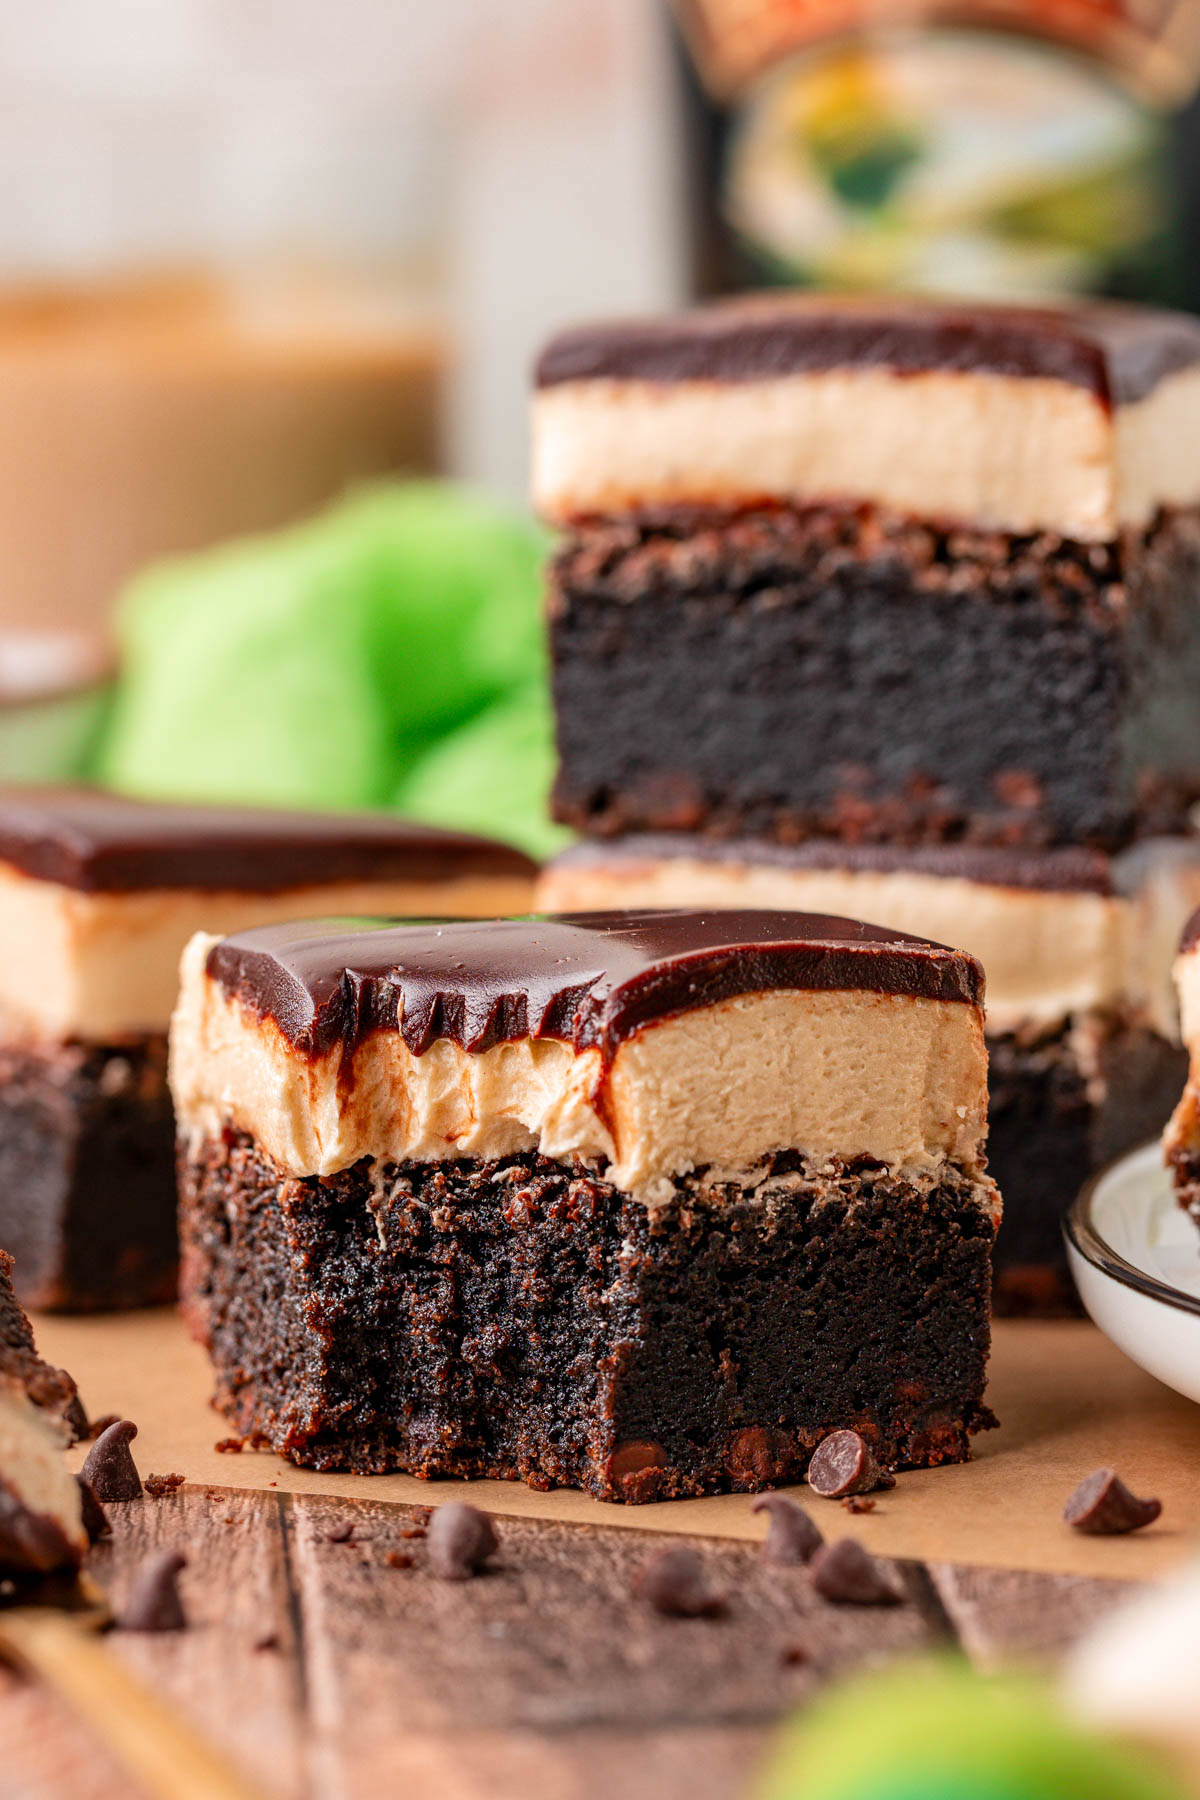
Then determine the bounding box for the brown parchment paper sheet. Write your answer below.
[36,1311,1200,1581]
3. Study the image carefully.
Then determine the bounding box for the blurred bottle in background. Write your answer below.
[672,0,1200,309]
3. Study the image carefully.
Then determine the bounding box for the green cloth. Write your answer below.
[97,482,556,852]
[760,1659,1186,1800]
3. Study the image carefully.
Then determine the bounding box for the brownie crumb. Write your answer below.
[144,1472,185,1499]
[80,1419,142,1503]
[1064,1469,1162,1535]
[635,1547,725,1618]
[410,1506,433,1526]
[119,1551,187,1632]
[385,1551,415,1570]
[843,1495,877,1515]
[214,1437,245,1454]
[750,1492,823,1565]
[810,1538,902,1606]
[427,1503,498,1580]
[397,1525,427,1540]
[808,1431,893,1499]
[326,1522,354,1544]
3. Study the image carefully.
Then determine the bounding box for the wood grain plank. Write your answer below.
[287,1493,939,1799]
[927,1563,1134,1670]
[91,1486,306,1800]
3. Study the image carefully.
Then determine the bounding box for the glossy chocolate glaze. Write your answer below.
[0,787,535,893]
[535,294,1200,407]
[206,909,984,1061]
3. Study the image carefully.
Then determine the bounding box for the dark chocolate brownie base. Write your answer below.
[988,1018,1186,1315]
[0,1035,177,1312]
[180,1136,996,1501]
[549,504,1200,851]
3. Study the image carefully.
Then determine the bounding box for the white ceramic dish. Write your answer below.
[1066,1141,1200,1406]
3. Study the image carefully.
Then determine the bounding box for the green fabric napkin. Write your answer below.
[97,482,558,853]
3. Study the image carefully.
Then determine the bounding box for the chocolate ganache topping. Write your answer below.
[536,294,1200,409]
[206,910,984,1063]
[0,787,534,893]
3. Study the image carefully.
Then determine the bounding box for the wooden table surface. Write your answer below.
[0,1485,1135,1800]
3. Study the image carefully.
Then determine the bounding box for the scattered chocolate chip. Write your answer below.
[119,1552,187,1631]
[144,1472,185,1499]
[1064,1469,1162,1535]
[810,1538,902,1606]
[327,1522,354,1543]
[76,1476,111,1543]
[214,1437,245,1454]
[81,1412,120,1442]
[750,1492,823,1565]
[427,1503,498,1580]
[808,1432,892,1499]
[843,1495,877,1515]
[80,1419,142,1503]
[635,1547,725,1618]
[780,1641,811,1667]
[253,1632,279,1653]
[385,1551,414,1570]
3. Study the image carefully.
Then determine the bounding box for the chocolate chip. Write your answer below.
[119,1552,187,1631]
[427,1503,498,1580]
[635,1547,724,1618]
[83,1413,121,1442]
[750,1492,823,1565]
[76,1476,111,1544]
[80,1419,141,1502]
[808,1431,892,1499]
[327,1522,354,1543]
[810,1538,902,1606]
[1063,1469,1162,1535]
[843,1495,876,1515]
[144,1472,185,1499]
[214,1437,245,1454]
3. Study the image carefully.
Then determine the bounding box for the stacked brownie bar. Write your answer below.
[532,293,1200,1312]
[172,910,998,1497]
[0,787,534,1312]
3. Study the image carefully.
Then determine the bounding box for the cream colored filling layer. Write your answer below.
[536,852,1200,1040]
[532,365,1200,541]
[0,863,535,1042]
[170,932,991,1206]
[0,1378,85,1562]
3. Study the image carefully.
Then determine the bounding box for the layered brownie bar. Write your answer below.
[0,787,535,1312]
[0,1250,87,1576]
[534,295,1200,849]
[172,910,998,1500]
[540,836,1200,1313]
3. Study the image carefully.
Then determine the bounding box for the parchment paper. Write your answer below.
[36,1310,1200,1581]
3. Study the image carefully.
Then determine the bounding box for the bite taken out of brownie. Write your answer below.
[172,909,999,1501]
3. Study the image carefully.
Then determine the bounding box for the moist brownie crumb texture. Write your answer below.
[533,293,1200,1317]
